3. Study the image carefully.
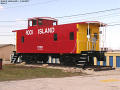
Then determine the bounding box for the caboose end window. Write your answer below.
[70,32,74,40]
[21,36,24,43]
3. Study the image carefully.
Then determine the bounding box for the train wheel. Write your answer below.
[43,55,48,64]
[59,55,65,65]
[60,55,76,66]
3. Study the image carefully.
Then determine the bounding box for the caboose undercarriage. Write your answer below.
[11,51,106,68]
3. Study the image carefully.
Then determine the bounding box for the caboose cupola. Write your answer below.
[28,17,58,28]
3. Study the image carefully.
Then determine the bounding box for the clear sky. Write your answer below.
[0,0,120,50]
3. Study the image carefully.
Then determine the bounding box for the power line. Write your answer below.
[0,7,120,22]
[1,22,120,28]
[0,25,27,27]
[0,35,14,36]
[0,32,13,33]
[55,8,120,18]
[60,12,120,24]
[0,21,16,22]
[0,8,119,21]
[108,24,120,26]
[0,20,27,22]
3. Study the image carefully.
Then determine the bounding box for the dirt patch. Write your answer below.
[21,64,120,76]
[24,64,85,73]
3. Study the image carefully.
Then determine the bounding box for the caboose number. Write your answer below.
[26,30,33,35]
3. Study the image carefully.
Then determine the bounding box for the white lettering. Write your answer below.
[26,27,55,35]
[37,46,44,50]
[26,30,33,35]
[38,29,43,34]
[38,27,55,34]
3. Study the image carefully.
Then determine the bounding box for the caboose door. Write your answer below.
[87,23,99,51]
[76,23,99,53]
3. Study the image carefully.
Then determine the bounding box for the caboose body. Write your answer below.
[12,17,106,67]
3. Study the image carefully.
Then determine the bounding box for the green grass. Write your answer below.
[0,64,84,81]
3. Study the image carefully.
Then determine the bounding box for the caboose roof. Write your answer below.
[80,21,107,27]
[28,17,58,21]
[12,21,106,32]
[58,21,106,27]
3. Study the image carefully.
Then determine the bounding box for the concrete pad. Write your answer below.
[0,74,120,90]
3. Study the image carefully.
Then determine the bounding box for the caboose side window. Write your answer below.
[21,36,24,43]
[54,33,57,41]
[33,20,37,26]
[70,32,74,40]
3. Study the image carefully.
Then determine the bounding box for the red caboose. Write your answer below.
[12,17,106,67]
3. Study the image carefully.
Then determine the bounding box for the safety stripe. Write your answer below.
[16,32,17,52]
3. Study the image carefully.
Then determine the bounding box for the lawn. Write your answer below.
[0,64,83,81]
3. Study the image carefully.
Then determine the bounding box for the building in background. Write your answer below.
[0,44,15,62]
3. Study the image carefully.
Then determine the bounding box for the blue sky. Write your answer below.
[0,0,120,50]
